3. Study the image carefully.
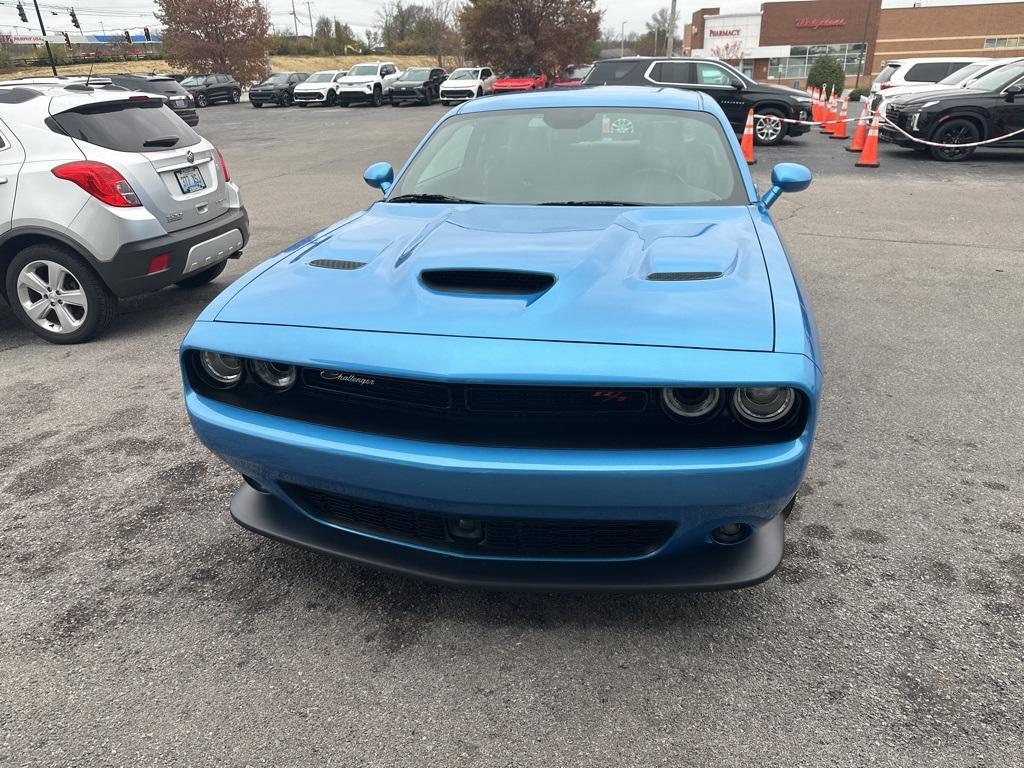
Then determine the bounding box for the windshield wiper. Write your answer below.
[388,193,483,204]
[538,200,642,206]
[143,135,180,147]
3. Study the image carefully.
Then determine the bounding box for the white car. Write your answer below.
[292,70,348,107]
[439,66,497,105]
[0,81,247,343]
[336,62,402,107]
[871,59,999,115]
[870,57,981,97]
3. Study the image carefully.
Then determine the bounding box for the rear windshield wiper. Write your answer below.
[142,135,180,147]
[387,193,483,204]
[538,200,642,206]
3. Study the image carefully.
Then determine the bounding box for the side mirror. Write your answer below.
[363,162,394,195]
[730,77,744,89]
[759,163,812,209]
[1006,83,1023,100]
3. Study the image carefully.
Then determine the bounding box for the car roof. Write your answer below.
[455,85,704,114]
[884,57,984,65]
[0,83,158,116]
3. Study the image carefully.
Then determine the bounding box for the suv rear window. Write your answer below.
[904,62,955,82]
[118,78,189,98]
[586,60,644,84]
[49,99,201,153]
[874,64,900,85]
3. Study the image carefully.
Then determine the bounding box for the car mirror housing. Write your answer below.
[1006,84,1023,100]
[759,163,812,209]
[363,162,395,195]
[730,78,744,89]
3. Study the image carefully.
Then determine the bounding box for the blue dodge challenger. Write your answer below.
[181,86,821,590]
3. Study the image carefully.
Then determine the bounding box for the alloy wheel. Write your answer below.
[755,115,783,143]
[16,260,89,335]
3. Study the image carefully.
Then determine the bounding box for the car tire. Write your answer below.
[174,260,228,289]
[372,86,383,107]
[5,243,117,345]
[231,89,241,104]
[477,87,483,98]
[928,118,980,162]
[326,90,337,107]
[252,101,262,108]
[280,92,291,107]
[754,107,787,146]
[195,92,208,108]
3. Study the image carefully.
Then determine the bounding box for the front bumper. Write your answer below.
[391,87,427,102]
[100,206,249,297]
[182,324,820,590]
[439,88,477,101]
[293,90,329,103]
[337,86,377,103]
[249,89,285,104]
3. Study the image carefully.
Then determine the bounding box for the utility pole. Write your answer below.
[304,1,314,36]
[620,21,626,57]
[291,0,299,36]
[666,0,677,57]
[30,0,58,76]
[653,28,658,58]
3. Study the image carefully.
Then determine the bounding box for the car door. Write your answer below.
[993,75,1024,144]
[693,62,749,128]
[431,69,445,94]
[333,72,345,93]
[381,65,399,90]
[0,119,25,238]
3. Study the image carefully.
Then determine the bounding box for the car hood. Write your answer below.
[395,80,428,86]
[765,83,810,99]
[891,87,984,106]
[216,204,775,351]
[495,78,537,86]
[295,81,330,90]
[338,76,375,84]
[442,79,480,88]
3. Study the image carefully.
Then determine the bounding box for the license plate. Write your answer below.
[171,98,187,107]
[175,166,206,194]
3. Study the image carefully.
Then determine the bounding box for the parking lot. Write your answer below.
[1,100,1022,767]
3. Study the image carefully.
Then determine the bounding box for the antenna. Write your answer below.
[85,57,95,87]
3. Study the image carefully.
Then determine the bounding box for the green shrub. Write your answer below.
[807,55,845,97]
[847,87,871,101]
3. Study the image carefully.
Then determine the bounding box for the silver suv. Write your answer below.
[0,82,249,343]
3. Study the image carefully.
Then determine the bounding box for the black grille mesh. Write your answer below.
[420,269,554,295]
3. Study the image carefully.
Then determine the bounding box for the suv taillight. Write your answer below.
[215,147,230,182]
[51,161,141,207]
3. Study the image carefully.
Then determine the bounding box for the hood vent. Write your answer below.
[310,259,366,270]
[646,271,723,282]
[421,269,555,296]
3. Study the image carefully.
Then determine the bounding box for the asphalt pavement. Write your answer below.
[1,99,1022,767]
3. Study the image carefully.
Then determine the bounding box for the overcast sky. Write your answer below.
[7,0,1020,41]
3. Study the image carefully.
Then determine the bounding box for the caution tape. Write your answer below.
[751,113,861,127]
[875,115,1024,149]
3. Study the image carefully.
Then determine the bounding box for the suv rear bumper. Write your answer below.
[99,207,249,297]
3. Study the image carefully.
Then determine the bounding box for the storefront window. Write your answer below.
[768,42,868,80]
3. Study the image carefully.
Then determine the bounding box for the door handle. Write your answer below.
[0,177,8,184]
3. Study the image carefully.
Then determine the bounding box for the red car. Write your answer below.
[492,66,548,94]
[554,64,593,88]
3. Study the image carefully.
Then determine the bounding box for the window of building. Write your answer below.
[768,42,867,80]
[983,36,1023,49]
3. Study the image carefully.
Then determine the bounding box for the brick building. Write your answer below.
[687,0,1024,88]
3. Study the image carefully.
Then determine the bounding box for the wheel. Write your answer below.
[251,101,262,108]
[421,89,431,106]
[754,108,786,146]
[929,118,979,161]
[279,92,291,107]
[371,86,383,107]
[231,89,241,104]
[5,243,117,344]
[326,90,337,107]
[174,260,227,289]
[476,87,483,98]
[195,92,208,108]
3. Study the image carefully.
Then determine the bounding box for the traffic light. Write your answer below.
[17,2,27,23]
[123,29,131,44]
[63,31,71,46]
[143,27,151,42]
[70,8,80,29]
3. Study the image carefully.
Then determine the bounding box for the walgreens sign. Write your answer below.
[795,18,847,29]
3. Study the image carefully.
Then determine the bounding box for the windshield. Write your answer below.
[935,63,985,86]
[260,74,291,85]
[399,68,431,81]
[180,76,206,87]
[968,61,1024,91]
[388,108,745,206]
[874,64,900,85]
[448,68,480,81]
[348,64,379,77]
[306,72,335,83]
[561,66,592,80]
[500,67,538,78]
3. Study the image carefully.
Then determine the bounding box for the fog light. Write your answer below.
[198,350,243,387]
[447,517,484,542]
[711,523,752,545]
[249,360,297,392]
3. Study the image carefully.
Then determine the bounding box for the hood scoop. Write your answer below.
[420,269,555,296]
[310,258,366,270]
[647,270,723,281]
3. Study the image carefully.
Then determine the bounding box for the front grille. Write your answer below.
[284,483,675,559]
[293,92,322,101]
[442,89,474,99]
[494,88,526,94]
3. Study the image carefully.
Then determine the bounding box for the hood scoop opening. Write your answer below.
[646,271,723,281]
[310,259,366,270]
[420,269,555,296]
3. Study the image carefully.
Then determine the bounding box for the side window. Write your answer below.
[415,122,474,186]
[482,69,492,79]
[652,61,694,84]
[695,64,732,86]
[904,62,951,82]
[384,65,395,76]
[945,62,969,77]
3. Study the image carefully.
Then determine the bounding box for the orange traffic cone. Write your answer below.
[741,108,756,165]
[811,88,820,123]
[820,92,836,134]
[831,97,849,140]
[847,104,870,152]
[855,113,881,168]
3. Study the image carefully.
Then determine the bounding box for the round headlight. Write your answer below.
[662,387,721,420]
[249,360,297,392]
[199,351,243,388]
[731,387,796,426]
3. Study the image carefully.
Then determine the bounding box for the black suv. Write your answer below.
[107,74,199,126]
[584,57,812,145]
[390,67,447,106]
[249,72,310,108]
[881,58,1024,161]
[180,74,241,108]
